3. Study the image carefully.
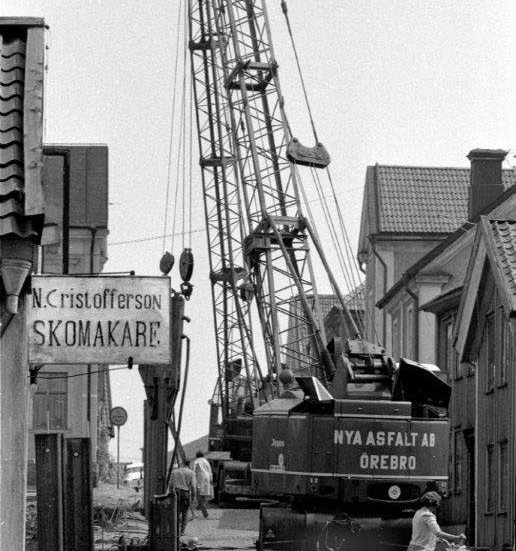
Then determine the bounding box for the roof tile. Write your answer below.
[488,220,516,304]
[0,23,44,240]
[376,166,516,234]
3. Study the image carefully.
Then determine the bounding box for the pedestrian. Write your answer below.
[193,450,213,518]
[170,459,196,536]
[407,491,466,551]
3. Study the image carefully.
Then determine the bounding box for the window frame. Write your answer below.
[498,439,508,512]
[484,312,495,393]
[497,316,510,387]
[452,430,463,494]
[486,444,495,513]
[32,371,68,432]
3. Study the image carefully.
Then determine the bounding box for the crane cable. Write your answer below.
[171,1,190,254]
[306,164,366,338]
[281,0,319,144]
[281,0,359,297]
[162,0,185,254]
[281,0,374,340]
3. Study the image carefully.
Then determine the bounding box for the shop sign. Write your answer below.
[28,275,171,365]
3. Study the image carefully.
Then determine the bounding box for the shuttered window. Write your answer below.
[484,313,495,392]
[486,444,494,513]
[498,440,508,511]
[33,372,68,430]
[453,430,463,493]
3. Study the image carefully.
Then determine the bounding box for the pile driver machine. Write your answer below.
[187,0,452,548]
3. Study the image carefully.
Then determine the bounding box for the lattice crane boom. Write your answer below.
[189,0,263,422]
[190,0,338,407]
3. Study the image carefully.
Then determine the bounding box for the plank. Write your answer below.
[35,433,64,551]
[23,26,45,217]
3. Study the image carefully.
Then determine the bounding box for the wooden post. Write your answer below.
[143,399,151,515]
[140,294,185,518]
[141,381,169,516]
[116,425,121,489]
[63,438,93,551]
[35,433,64,551]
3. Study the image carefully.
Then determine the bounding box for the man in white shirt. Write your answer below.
[408,491,466,551]
[193,450,213,518]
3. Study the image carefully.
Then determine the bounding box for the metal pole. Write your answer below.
[117,425,120,490]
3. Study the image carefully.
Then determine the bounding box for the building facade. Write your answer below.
[27,145,113,484]
[363,149,516,549]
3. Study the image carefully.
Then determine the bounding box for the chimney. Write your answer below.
[467,148,507,220]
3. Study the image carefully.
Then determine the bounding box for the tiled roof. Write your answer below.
[0,20,45,241]
[485,219,516,311]
[375,165,516,234]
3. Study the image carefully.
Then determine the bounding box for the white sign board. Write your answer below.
[28,275,171,364]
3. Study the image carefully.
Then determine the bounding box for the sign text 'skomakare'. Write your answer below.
[28,276,171,364]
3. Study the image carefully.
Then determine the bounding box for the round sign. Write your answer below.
[388,485,401,500]
[110,406,128,426]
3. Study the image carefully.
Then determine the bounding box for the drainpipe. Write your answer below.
[87,227,97,424]
[369,238,387,345]
[404,280,419,361]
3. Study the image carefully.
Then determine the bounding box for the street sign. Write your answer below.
[110,406,128,426]
[28,275,171,365]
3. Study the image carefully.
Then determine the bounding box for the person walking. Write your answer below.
[408,491,466,551]
[170,459,196,536]
[193,451,213,518]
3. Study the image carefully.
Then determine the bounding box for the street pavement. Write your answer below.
[181,504,259,550]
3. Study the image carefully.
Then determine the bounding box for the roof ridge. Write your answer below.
[376,164,470,171]
[374,164,516,172]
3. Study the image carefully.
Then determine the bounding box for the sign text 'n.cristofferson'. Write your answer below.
[28,275,171,365]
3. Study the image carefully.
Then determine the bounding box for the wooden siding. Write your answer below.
[437,307,477,535]
[475,284,514,549]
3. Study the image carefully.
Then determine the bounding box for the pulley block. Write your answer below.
[179,248,194,282]
[287,138,330,168]
[159,251,175,275]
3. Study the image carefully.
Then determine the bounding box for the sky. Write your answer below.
[5,0,515,462]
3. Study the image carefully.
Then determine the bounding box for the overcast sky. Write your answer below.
[5,0,515,462]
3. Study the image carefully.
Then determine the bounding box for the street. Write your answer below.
[88,484,258,551]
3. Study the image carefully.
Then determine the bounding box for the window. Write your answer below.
[404,305,414,358]
[498,322,511,386]
[444,319,454,378]
[392,315,401,360]
[33,372,68,431]
[484,313,495,392]
[486,445,494,512]
[455,351,463,379]
[498,440,508,511]
[453,431,463,493]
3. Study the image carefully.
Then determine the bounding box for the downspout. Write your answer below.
[369,238,387,345]
[87,227,97,424]
[404,280,419,361]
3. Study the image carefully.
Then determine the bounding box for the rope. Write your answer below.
[188,77,194,248]
[312,169,364,336]
[281,0,319,143]
[170,15,189,254]
[281,0,367,336]
[181,0,190,251]
[325,167,367,335]
[162,0,185,254]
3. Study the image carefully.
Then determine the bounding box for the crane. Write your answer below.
[188,1,451,548]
